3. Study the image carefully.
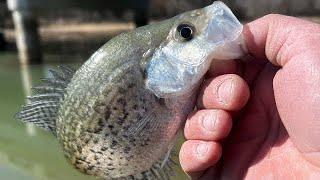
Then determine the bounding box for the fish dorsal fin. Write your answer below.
[16,66,76,136]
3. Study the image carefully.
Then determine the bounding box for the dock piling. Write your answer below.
[8,0,42,64]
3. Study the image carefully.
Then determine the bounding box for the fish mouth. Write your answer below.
[204,1,247,59]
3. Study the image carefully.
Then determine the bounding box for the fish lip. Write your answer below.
[204,1,243,43]
[204,1,247,59]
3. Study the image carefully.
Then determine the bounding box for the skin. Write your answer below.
[179,14,320,179]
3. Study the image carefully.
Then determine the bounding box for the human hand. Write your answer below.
[179,14,320,179]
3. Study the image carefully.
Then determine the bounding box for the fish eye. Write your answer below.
[177,24,195,41]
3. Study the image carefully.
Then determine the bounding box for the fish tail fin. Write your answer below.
[15,66,75,136]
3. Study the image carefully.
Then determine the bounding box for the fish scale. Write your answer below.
[16,2,246,179]
[69,67,172,176]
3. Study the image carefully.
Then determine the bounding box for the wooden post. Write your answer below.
[132,0,150,27]
[0,32,6,51]
[20,63,37,136]
[7,0,42,64]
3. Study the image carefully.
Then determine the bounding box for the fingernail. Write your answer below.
[201,113,216,132]
[217,79,234,105]
[196,142,208,157]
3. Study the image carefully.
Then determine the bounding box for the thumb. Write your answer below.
[244,14,320,166]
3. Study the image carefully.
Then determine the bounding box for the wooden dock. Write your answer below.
[6,0,149,64]
[5,0,320,64]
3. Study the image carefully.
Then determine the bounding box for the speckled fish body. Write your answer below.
[17,1,246,179]
[57,19,194,178]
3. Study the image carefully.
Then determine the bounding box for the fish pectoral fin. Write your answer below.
[16,66,76,136]
[125,111,160,137]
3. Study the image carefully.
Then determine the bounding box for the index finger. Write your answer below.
[243,14,320,66]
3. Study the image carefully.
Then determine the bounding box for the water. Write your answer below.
[0,53,187,180]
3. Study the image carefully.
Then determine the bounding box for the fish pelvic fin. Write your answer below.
[124,154,178,180]
[15,66,76,136]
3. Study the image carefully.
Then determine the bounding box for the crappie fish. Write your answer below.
[16,1,246,179]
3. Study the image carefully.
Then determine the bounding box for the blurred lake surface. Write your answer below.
[0,53,98,180]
